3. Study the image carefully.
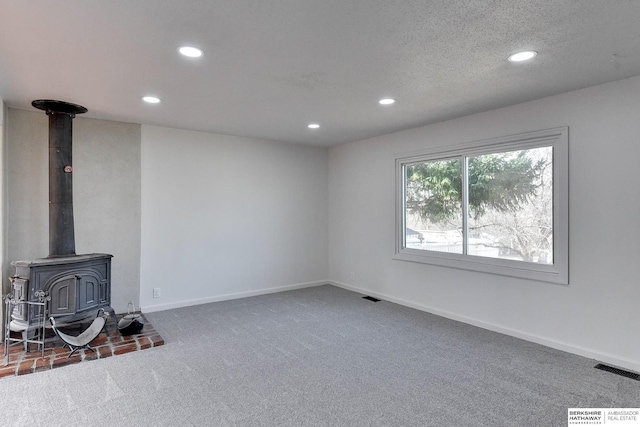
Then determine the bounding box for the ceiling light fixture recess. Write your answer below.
[308,123,320,129]
[178,46,204,58]
[379,98,395,105]
[508,50,537,62]
[142,96,161,104]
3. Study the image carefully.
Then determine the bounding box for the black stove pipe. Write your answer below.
[32,99,87,258]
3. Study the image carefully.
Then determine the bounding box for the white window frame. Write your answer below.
[394,127,568,284]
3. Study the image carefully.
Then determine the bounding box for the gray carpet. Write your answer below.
[1,285,637,426]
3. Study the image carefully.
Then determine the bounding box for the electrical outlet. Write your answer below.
[350,271,355,281]
[153,288,161,298]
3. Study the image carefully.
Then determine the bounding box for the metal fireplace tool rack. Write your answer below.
[3,290,51,366]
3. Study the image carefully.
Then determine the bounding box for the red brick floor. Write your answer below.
[0,313,164,379]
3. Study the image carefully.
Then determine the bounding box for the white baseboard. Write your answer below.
[141,280,327,313]
[329,280,640,374]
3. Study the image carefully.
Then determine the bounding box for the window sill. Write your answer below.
[393,249,568,285]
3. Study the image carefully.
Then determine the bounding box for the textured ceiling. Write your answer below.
[1,1,639,147]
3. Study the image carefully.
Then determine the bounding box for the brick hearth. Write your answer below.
[0,313,164,379]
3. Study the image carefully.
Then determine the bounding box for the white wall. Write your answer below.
[1,98,6,281]
[4,109,141,313]
[328,75,640,372]
[1,97,6,284]
[140,125,328,311]
[0,98,5,334]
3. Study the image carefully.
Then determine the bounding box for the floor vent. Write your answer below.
[594,364,640,381]
[362,296,381,302]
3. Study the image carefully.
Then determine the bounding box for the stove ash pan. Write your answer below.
[10,253,115,329]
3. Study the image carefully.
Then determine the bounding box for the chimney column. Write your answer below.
[32,99,87,257]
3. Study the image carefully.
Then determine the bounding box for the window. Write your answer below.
[394,127,568,284]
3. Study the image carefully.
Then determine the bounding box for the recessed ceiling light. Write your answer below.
[508,50,537,62]
[178,46,204,58]
[142,96,161,104]
[308,123,320,129]
[379,98,396,105]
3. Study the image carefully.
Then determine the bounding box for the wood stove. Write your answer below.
[10,254,114,330]
[9,100,115,334]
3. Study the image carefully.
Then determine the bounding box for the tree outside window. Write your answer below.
[395,128,568,284]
